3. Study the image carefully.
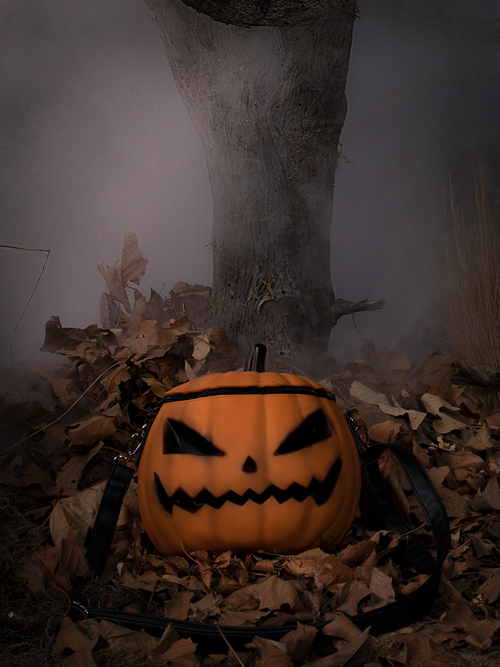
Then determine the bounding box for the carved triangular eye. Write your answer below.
[163,419,224,456]
[275,409,333,455]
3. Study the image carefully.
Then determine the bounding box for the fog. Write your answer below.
[1,0,500,368]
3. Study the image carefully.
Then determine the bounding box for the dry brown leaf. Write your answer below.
[152,623,180,655]
[253,636,293,667]
[336,580,371,615]
[314,552,355,588]
[468,422,496,451]
[428,383,464,404]
[255,575,302,611]
[190,333,211,360]
[389,632,456,667]
[364,567,395,610]
[161,637,199,666]
[119,567,171,593]
[432,413,470,434]
[49,479,135,546]
[49,485,103,546]
[420,392,460,416]
[439,449,485,471]
[350,382,426,430]
[476,568,500,603]
[358,339,411,372]
[339,541,377,568]
[143,376,170,397]
[48,377,79,399]
[67,414,117,449]
[367,420,403,443]
[52,617,99,667]
[99,364,131,394]
[57,534,90,585]
[20,462,51,490]
[436,601,500,650]
[97,619,158,651]
[185,360,198,381]
[165,591,194,620]
[432,486,471,519]
[98,259,131,313]
[322,612,363,641]
[486,411,500,430]
[56,441,104,489]
[307,628,372,667]
[121,232,148,286]
[189,592,222,622]
[280,622,318,660]
[470,475,500,511]
[411,351,455,385]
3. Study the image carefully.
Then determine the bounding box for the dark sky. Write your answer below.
[1,0,500,367]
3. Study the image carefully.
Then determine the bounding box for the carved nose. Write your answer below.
[242,456,257,473]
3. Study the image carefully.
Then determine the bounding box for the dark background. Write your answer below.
[1,0,499,368]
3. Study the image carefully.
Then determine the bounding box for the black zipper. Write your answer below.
[158,385,337,405]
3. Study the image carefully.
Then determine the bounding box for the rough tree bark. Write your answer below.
[142,0,383,375]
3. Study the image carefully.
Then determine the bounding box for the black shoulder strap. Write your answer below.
[72,413,450,651]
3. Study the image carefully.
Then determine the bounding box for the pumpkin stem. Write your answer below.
[245,343,267,372]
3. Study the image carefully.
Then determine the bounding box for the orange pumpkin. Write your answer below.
[137,363,361,556]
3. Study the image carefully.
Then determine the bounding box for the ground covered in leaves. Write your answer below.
[2,235,500,667]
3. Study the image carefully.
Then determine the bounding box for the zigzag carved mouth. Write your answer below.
[153,458,342,516]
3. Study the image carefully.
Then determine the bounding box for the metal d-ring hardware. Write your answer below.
[346,410,371,451]
[113,423,149,466]
[71,601,89,618]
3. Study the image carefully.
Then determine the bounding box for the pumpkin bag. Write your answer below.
[137,364,361,556]
[76,345,450,650]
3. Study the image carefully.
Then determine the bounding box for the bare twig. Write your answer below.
[2,360,122,454]
[215,624,246,667]
[331,297,385,327]
[0,245,51,410]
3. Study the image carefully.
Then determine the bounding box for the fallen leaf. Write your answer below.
[468,423,496,451]
[98,259,131,313]
[280,622,318,660]
[364,568,395,610]
[56,441,104,489]
[161,637,199,666]
[476,568,500,603]
[438,450,485,472]
[350,382,426,430]
[307,628,372,667]
[367,420,403,443]
[390,632,456,667]
[165,591,194,620]
[336,580,371,615]
[339,541,377,568]
[411,351,455,385]
[322,612,363,641]
[253,636,293,667]
[153,623,180,655]
[436,601,500,650]
[190,333,211,360]
[52,617,99,667]
[66,414,117,449]
[470,475,500,511]
[255,576,302,612]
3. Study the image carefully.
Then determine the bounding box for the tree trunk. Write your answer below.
[143,0,360,374]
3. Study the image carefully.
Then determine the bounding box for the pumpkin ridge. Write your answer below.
[153,458,342,516]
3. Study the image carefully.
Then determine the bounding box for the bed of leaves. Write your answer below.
[2,234,500,667]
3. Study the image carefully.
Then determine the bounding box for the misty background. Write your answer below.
[1,0,500,372]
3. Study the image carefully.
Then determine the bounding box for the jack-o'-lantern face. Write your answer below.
[137,370,361,556]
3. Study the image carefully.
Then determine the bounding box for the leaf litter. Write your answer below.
[2,234,500,666]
